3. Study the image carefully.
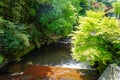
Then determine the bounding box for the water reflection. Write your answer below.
[21,43,91,69]
[0,43,99,80]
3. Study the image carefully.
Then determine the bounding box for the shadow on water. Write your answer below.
[20,42,91,69]
[0,42,91,74]
[0,42,100,80]
[20,43,72,65]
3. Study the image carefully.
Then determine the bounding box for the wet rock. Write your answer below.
[10,72,24,76]
[24,65,99,80]
[0,65,99,80]
[21,74,34,80]
[99,64,120,80]
[58,38,71,44]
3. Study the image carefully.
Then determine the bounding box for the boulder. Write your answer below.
[99,64,120,80]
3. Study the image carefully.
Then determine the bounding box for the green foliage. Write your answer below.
[112,2,120,15]
[0,55,3,64]
[39,0,78,36]
[71,11,120,71]
[0,17,30,60]
[0,0,87,38]
[66,0,88,14]
[0,0,89,64]
[30,8,36,16]
[38,0,51,4]
[0,0,39,23]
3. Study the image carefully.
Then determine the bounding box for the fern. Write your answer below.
[15,33,30,47]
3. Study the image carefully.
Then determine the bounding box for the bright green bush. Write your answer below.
[71,11,120,71]
[112,2,120,19]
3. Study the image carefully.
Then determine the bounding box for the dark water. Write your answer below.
[0,43,100,80]
[0,43,91,74]
[20,43,91,69]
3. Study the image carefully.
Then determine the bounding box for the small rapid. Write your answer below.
[0,42,99,80]
[55,60,91,69]
[20,42,91,69]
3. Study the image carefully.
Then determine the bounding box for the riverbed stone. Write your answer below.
[0,65,99,80]
[98,64,120,80]
[23,65,99,80]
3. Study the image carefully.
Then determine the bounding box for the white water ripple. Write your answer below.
[55,60,91,69]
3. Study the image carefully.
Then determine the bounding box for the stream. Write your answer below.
[0,42,99,80]
[20,42,91,69]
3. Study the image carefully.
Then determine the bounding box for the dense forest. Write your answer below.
[0,0,120,73]
[0,0,88,63]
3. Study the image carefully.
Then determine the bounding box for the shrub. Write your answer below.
[71,10,120,72]
[0,17,30,60]
[112,2,120,19]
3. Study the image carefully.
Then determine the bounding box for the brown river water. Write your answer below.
[0,43,99,80]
